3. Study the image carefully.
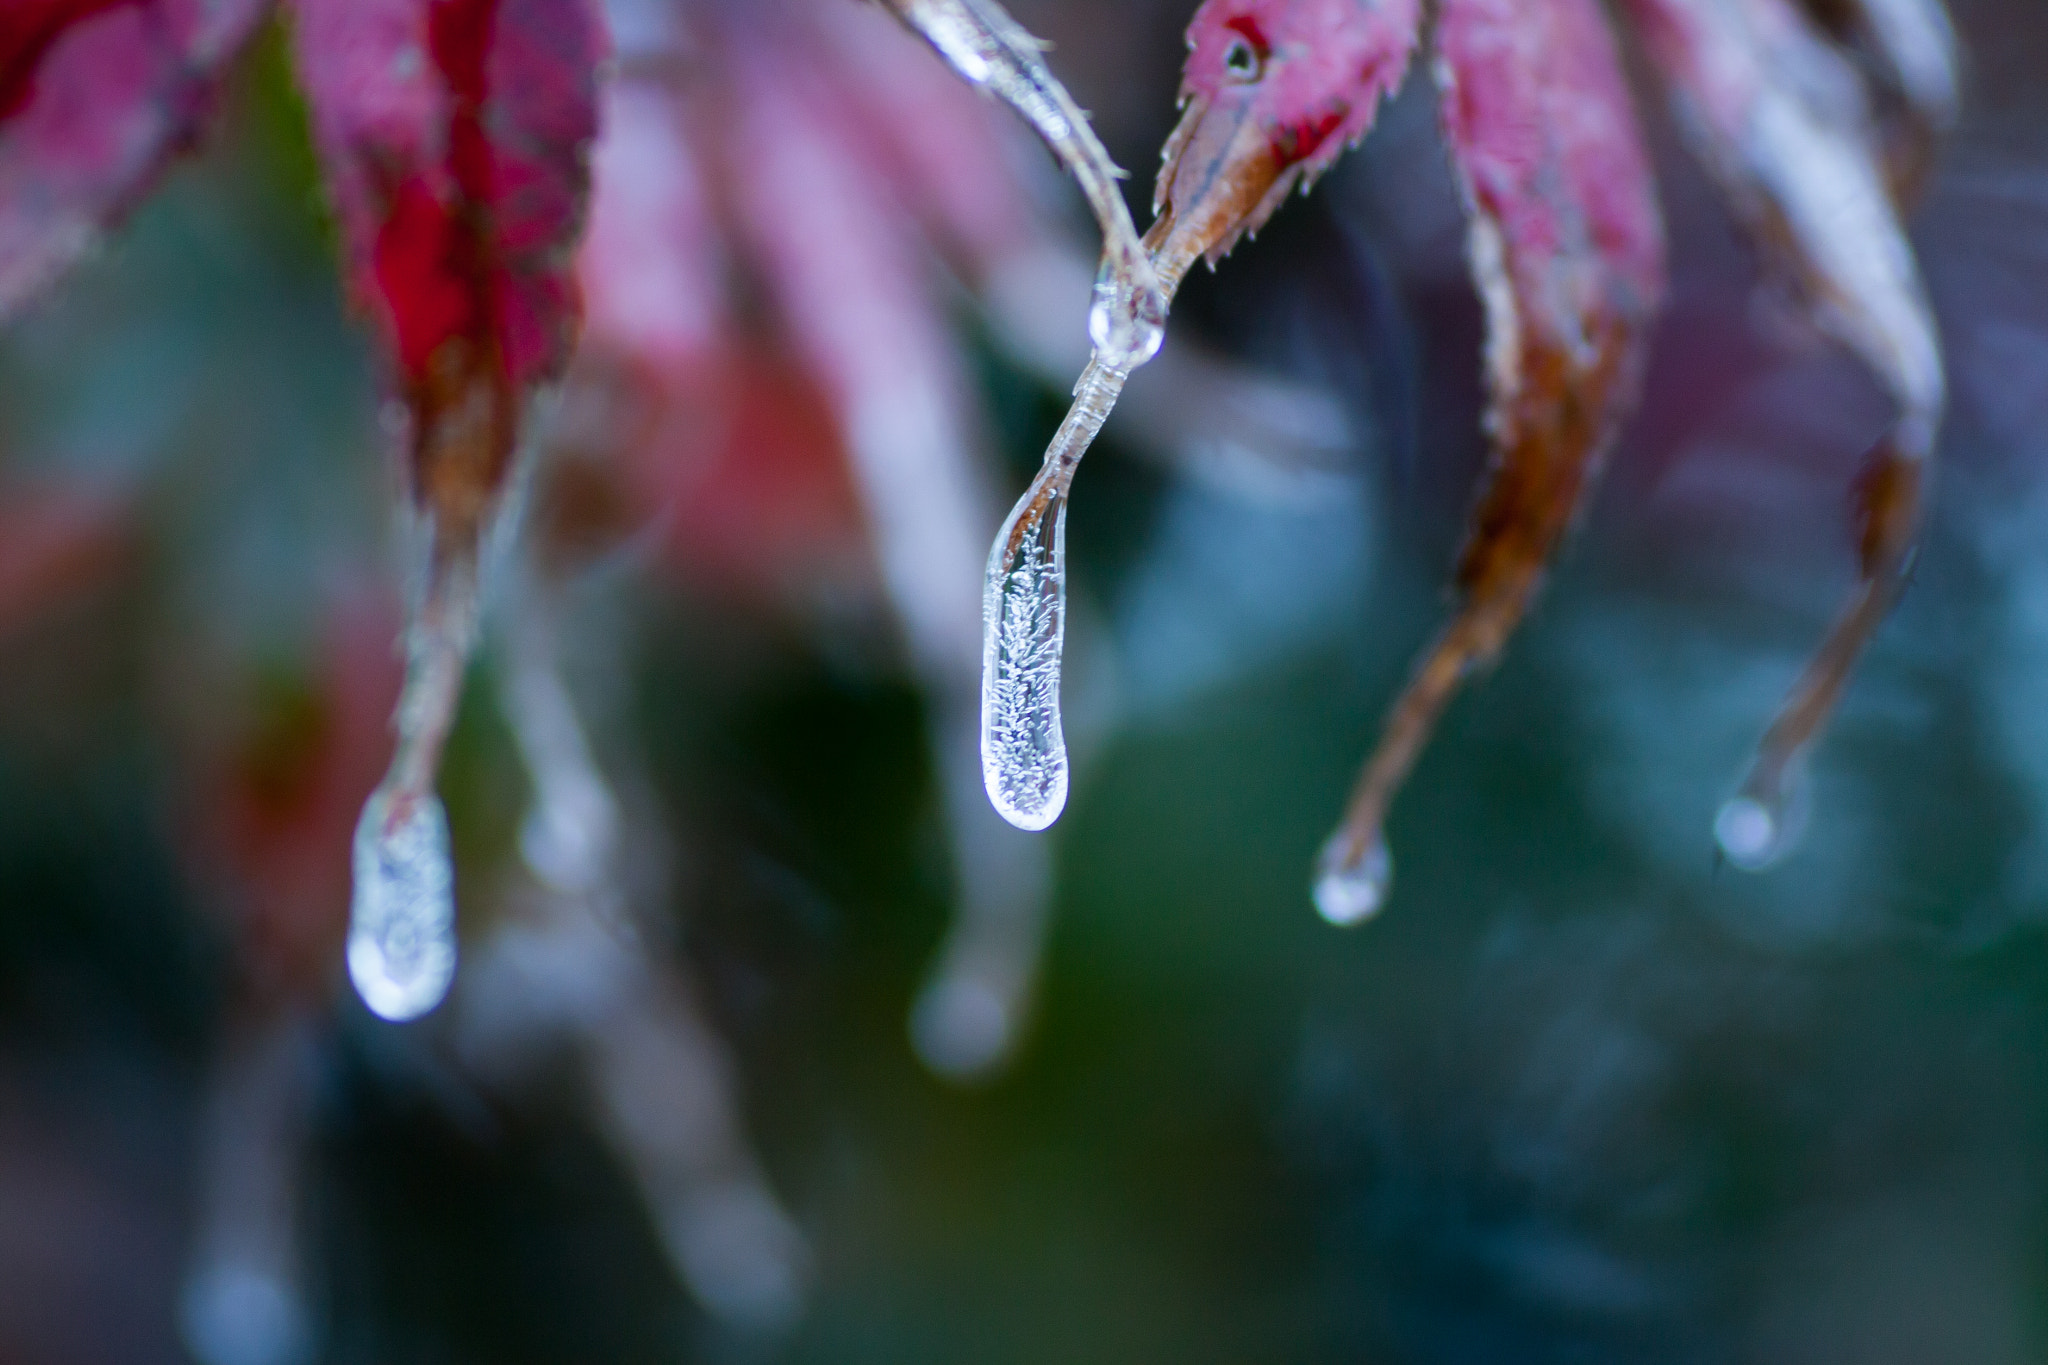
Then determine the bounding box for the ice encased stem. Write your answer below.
[348,787,456,1022]
[981,359,1130,831]
[982,472,1070,830]
[886,0,1167,369]
[347,555,476,1022]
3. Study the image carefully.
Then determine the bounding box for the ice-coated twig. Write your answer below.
[982,0,1419,834]
[875,0,1169,368]
[347,549,474,1023]
[180,1012,316,1365]
[980,355,1146,830]
[1317,0,1665,921]
[1625,0,1947,868]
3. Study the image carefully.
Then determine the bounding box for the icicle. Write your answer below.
[878,0,1168,369]
[981,357,1129,829]
[346,558,474,1022]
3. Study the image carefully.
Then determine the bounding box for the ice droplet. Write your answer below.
[981,474,1070,832]
[1714,772,1810,872]
[1089,253,1169,371]
[1314,829,1391,926]
[348,789,456,1021]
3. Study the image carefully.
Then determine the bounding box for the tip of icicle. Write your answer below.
[985,757,1068,833]
[1313,831,1392,927]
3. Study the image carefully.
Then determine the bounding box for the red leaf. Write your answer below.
[1157,0,1421,270]
[0,0,269,317]
[288,0,605,543]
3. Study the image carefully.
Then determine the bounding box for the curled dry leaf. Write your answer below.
[0,0,271,317]
[1624,0,1946,868]
[1315,0,1667,922]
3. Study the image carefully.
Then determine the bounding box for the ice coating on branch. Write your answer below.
[876,0,1168,369]
[979,0,1417,834]
[1622,0,1945,868]
[0,0,269,317]
[1318,0,1665,913]
[348,787,456,1021]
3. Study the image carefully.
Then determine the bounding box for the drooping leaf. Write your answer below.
[0,0,271,317]
[1623,0,1945,865]
[1317,0,1666,921]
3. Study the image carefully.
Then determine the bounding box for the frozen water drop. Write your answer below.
[348,789,456,1021]
[1714,765,1809,871]
[981,478,1070,832]
[1088,255,1168,371]
[1314,830,1391,926]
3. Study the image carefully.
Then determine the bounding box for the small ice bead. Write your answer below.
[348,789,457,1021]
[981,496,1070,831]
[1314,831,1391,927]
[1088,260,1168,370]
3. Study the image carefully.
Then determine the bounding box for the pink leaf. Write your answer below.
[0,0,269,317]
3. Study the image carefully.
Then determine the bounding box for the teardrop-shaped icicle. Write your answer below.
[978,358,1132,832]
[348,788,456,1021]
[981,469,1070,831]
[1313,828,1392,927]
